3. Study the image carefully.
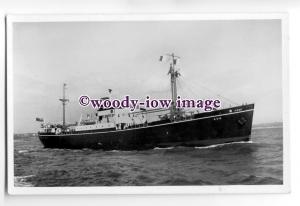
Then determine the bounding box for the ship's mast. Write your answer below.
[161,53,180,121]
[59,83,69,129]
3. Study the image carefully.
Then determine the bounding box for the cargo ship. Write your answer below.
[37,54,254,150]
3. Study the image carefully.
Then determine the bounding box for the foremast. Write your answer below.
[59,83,69,130]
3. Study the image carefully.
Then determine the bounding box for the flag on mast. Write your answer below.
[36,117,44,122]
[159,55,171,62]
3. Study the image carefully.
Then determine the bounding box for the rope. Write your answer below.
[178,78,239,106]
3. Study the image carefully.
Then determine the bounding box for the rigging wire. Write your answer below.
[177,78,239,106]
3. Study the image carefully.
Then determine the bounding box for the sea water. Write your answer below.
[14,123,283,186]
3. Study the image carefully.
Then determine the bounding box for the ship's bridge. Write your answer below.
[96,108,147,130]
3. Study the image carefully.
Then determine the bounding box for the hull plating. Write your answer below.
[39,104,254,150]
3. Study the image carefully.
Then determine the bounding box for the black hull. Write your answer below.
[39,104,254,150]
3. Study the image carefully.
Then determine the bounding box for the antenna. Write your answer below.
[59,83,69,130]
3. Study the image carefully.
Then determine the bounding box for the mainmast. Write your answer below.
[59,83,69,129]
[160,53,181,121]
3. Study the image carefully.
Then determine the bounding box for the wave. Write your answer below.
[154,146,175,150]
[110,150,121,152]
[253,126,283,130]
[195,141,253,149]
[14,175,35,187]
[228,174,283,185]
[18,150,29,154]
[152,141,253,150]
[159,177,213,185]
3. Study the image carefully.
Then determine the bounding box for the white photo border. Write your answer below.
[6,13,290,195]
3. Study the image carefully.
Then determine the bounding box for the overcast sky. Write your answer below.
[13,20,282,133]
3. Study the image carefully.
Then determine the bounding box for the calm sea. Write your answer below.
[14,123,283,186]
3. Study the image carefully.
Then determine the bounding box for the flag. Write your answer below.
[159,55,168,61]
[159,55,170,62]
[36,117,44,122]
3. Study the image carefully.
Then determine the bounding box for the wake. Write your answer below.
[194,141,253,149]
